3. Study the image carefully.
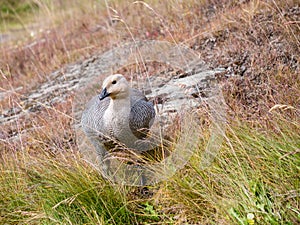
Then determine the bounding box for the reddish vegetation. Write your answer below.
[1,0,299,149]
[0,2,299,224]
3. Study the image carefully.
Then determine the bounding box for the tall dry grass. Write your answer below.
[1,0,299,224]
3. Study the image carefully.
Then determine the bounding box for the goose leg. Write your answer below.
[88,137,111,177]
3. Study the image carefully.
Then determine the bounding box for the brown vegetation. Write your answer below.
[0,1,299,224]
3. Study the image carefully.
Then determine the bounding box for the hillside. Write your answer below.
[0,1,299,224]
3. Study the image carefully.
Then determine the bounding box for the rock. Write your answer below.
[1,41,224,145]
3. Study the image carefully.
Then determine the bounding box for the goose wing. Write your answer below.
[129,89,156,139]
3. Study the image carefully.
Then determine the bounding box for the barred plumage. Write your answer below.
[81,74,156,162]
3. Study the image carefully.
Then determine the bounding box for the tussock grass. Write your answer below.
[159,113,299,224]
[1,0,300,224]
[1,113,299,224]
[0,149,138,224]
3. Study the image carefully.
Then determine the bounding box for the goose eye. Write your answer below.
[112,80,117,85]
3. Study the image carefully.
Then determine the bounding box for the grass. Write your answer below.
[1,0,300,224]
[158,112,300,224]
[0,0,38,29]
[0,150,135,224]
[1,113,299,224]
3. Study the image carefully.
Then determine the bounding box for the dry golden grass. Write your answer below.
[1,0,300,224]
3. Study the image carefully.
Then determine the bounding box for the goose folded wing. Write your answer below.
[129,99,156,139]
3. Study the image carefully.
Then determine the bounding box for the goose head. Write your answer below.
[99,74,130,100]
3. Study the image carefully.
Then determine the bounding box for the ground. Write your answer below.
[0,0,299,224]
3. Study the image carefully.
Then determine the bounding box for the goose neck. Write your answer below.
[109,96,130,112]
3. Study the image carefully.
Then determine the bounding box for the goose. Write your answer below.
[81,74,156,172]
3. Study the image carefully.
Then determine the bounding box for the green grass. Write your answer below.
[0,0,38,30]
[162,114,300,224]
[0,151,136,224]
[0,0,299,224]
[1,113,299,224]
[0,0,37,18]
